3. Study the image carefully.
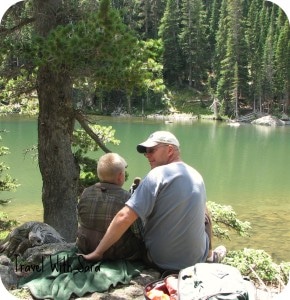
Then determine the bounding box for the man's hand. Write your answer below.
[77,250,103,261]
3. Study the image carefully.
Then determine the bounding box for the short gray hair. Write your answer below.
[97,153,127,182]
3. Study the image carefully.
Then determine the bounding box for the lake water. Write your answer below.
[0,115,289,263]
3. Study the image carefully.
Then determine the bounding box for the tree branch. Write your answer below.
[74,110,112,153]
[0,17,35,36]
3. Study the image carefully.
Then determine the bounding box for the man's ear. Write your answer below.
[116,171,123,184]
[168,144,175,154]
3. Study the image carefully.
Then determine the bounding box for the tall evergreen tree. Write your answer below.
[274,18,290,112]
[179,0,208,88]
[261,5,276,113]
[213,0,228,105]
[215,0,248,117]
[150,0,166,38]
[254,2,270,112]
[246,0,263,111]
[137,0,166,39]
[159,0,183,86]
[207,0,221,67]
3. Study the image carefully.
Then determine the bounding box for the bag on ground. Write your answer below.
[177,263,255,300]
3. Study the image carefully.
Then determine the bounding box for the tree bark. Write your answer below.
[35,0,79,242]
[37,66,79,242]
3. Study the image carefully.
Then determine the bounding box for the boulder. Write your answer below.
[0,255,18,289]
[22,242,75,264]
[0,221,66,258]
[251,115,284,126]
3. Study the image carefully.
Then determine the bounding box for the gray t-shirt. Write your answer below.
[126,161,209,270]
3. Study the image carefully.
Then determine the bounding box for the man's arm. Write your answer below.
[81,205,138,261]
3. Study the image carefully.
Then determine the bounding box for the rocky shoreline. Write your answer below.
[115,111,290,126]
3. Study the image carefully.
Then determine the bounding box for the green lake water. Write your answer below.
[0,115,289,263]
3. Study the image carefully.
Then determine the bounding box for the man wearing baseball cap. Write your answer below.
[82,131,211,271]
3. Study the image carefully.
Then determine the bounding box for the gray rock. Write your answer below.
[251,115,284,126]
[22,242,76,264]
[0,221,66,258]
[0,255,18,289]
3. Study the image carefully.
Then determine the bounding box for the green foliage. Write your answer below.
[215,0,249,117]
[223,248,290,286]
[0,71,38,115]
[140,39,165,93]
[0,0,164,116]
[160,87,211,115]
[279,262,290,284]
[10,288,32,299]
[73,124,120,155]
[72,124,120,189]
[158,0,184,86]
[207,200,289,286]
[179,0,208,89]
[30,0,160,96]
[207,201,252,240]
[0,211,17,232]
[274,19,290,104]
[0,131,20,204]
[0,131,19,233]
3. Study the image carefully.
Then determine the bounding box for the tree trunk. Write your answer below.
[127,94,132,114]
[35,0,79,242]
[37,66,79,242]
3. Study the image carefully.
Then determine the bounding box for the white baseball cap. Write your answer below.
[137,131,180,153]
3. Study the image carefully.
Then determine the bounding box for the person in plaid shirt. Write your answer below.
[76,153,144,260]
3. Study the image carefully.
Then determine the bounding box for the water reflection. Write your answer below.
[253,124,275,135]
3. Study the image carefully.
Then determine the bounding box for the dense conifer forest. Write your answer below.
[0,0,289,118]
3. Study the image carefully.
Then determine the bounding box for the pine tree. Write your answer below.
[207,0,221,67]
[213,0,228,108]
[159,0,184,86]
[179,0,208,89]
[274,19,290,113]
[215,0,248,117]
[246,0,264,112]
[261,5,276,113]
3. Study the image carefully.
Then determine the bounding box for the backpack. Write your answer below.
[178,263,255,300]
[144,263,256,300]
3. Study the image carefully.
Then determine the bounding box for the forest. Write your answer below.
[0,0,289,118]
[0,0,289,242]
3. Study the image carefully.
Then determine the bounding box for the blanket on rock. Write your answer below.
[18,248,144,300]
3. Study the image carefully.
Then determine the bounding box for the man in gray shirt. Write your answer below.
[82,131,209,271]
